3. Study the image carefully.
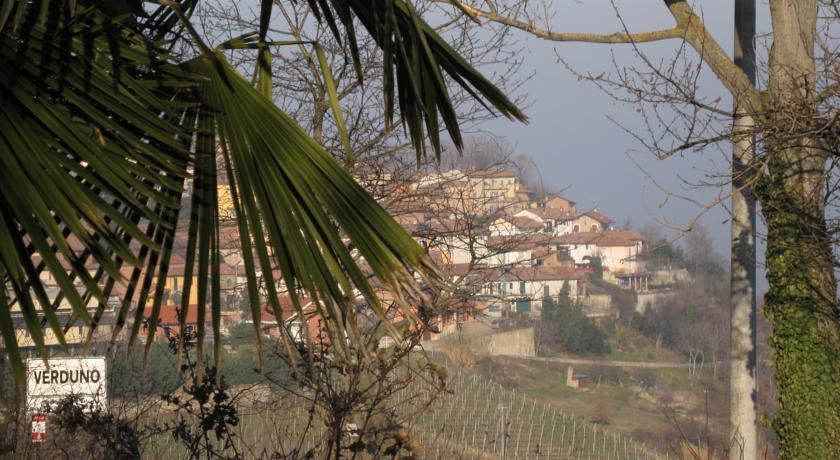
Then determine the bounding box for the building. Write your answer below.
[146,254,243,310]
[554,231,647,275]
[571,210,614,233]
[142,304,212,342]
[244,296,326,345]
[465,169,519,213]
[480,266,585,315]
[488,214,544,237]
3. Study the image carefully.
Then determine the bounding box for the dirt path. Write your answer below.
[506,355,701,369]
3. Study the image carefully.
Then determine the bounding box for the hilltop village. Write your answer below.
[13,165,689,349]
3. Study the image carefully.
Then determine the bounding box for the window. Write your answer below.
[288,322,304,343]
[544,285,550,298]
[591,224,598,232]
[573,225,580,233]
[520,282,526,294]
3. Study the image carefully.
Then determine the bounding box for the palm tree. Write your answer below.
[0,0,525,383]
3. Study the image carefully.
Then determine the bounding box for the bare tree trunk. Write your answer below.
[758,1,840,457]
[729,2,758,459]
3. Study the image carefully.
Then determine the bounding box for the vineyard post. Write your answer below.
[537,404,546,457]
[592,424,597,454]
[460,413,466,445]
[581,422,587,455]
[502,405,508,458]
[526,416,534,457]
[471,416,478,446]
[601,424,606,453]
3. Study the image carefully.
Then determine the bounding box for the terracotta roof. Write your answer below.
[543,195,576,207]
[247,296,319,324]
[145,304,211,326]
[576,210,614,224]
[445,263,474,277]
[443,264,582,282]
[511,216,543,229]
[166,262,239,277]
[496,266,585,282]
[448,265,583,282]
[555,230,646,247]
[413,218,489,235]
[486,234,561,250]
[524,207,574,221]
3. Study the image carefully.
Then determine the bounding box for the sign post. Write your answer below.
[26,357,107,413]
[31,413,46,443]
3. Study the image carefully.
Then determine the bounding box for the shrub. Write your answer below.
[540,298,609,355]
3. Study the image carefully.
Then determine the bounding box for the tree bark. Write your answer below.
[729,2,758,459]
[758,1,840,457]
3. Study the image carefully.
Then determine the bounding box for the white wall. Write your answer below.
[560,243,598,265]
[484,248,533,266]
[484,278,578,300]
[600,242,645,274]
[489,218,516,236]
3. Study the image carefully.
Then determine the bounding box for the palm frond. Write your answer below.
[0,4,190,383]
[1,0,525,384]
[170,53,434,365]
[296,0,528,159]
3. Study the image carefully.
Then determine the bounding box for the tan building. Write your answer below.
[466,169,518,213]
[10,251,119,350]
[540,195,576,215]
[571,210,614,233]
[217,185,236,220]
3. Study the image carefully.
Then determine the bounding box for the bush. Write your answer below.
[109,341,181,397]
[540,297,609,355]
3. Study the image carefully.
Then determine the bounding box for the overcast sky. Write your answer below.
[469,1,771,291]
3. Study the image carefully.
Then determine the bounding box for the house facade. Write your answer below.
[481,266,585,316]
[571,211,614,233]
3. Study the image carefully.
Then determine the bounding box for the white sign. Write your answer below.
[26,357,107,413]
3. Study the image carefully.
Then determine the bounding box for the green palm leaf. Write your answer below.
[1,0,525,385]
[172,53,434,365]
[0,4,189,383]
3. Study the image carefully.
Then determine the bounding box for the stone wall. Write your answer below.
[485,327,536,357]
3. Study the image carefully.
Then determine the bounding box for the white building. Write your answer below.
[480,266,585,315]
[555,231,647,275]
